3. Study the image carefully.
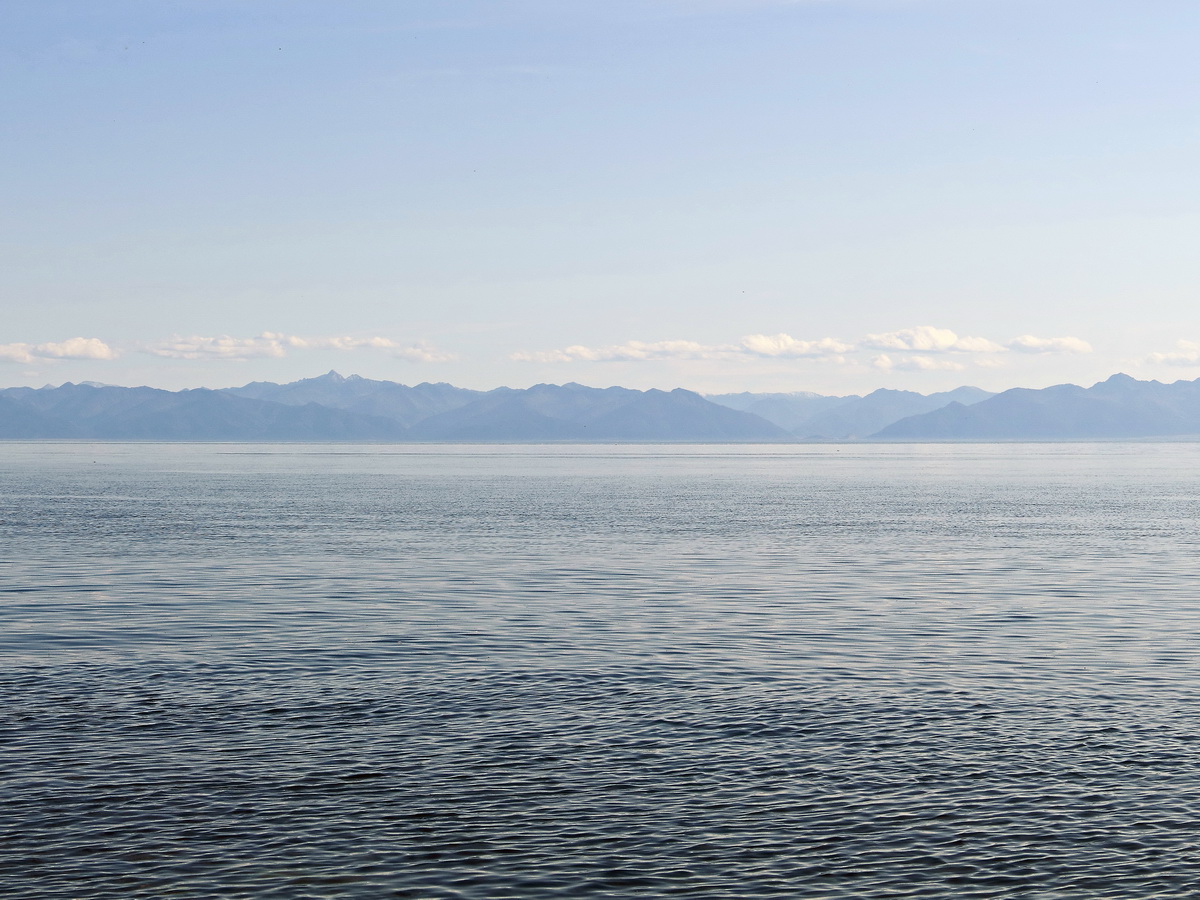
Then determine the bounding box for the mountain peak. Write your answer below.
[1091,372,1145,394]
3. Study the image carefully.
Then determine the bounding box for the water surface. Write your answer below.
[3,443,1200,898]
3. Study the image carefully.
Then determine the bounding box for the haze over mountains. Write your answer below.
[2,371,1199,441]
[876,373,1200,440]
[710,386,995,439]
[228,374,789,441]
[0,374,786,441]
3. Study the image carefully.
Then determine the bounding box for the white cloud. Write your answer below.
[1007,334,1093,354]
[145,332,450,362]
[284,335,397,351]
[514,333,854,364]
[0,337,117,363]
[515,325,1094,370]
[510,346,584,363]
[42,337,119,359]
[148,334,290,360]
[872,354,966,372]
[862,326,1003,354]
[973,356,1009,368]
[512,339,737,363]
[395,341,457,363]
[1147,340,1200,367]
[0,344,34,364]
[740,333,853,357]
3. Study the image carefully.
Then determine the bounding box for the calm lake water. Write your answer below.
[4,442,1200,898]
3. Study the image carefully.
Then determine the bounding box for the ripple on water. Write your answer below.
[3,442,1200,898]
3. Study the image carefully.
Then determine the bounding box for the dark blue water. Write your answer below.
[4,442,1200,898]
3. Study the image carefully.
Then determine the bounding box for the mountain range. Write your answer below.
[1,371,1198,441]
[0,374,786,441]
[709,386,994,439]
[875,373,1200,440]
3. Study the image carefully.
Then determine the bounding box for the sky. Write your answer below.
[2,0,1199,395]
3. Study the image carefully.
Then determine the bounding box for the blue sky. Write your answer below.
[3,0,1199,393]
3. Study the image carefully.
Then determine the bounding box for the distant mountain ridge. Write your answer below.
[225,372,481,427]
[2,372,1196,441]
[406,382,787,441]
[0,373,788,441]
[706,385,994,438]
[876,373,1200,440]
[0,382,408,440]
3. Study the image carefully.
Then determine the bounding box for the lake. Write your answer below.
[4,442,1200,898]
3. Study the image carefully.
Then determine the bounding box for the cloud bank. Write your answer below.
[862,326,1003,354]
[514,326,1093,369]
[512,340,738,363]
[393,341,458,363]
[145,333,454,362]
[871,354,966,372]
[1147,341,1200,367]
[1008,335,1093,354]
[0,337,118,364]
[740,334,854,358]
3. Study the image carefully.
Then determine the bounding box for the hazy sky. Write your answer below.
[3,0,1199,394]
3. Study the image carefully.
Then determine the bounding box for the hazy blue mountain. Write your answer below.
[224,371,480,427]
[707,391,857,432]
[4,383,170,421]
[395,383,615,440]
[0,394,80,438]
[0,378,789,441]
[22,374,1197,442]
[707,385,993,438]
[586,388,790,441]
[0,383,409,440]
[934,386,995,405]
[97,389,410,440]
[409,383,791,441]
[795,386,994,439]
[875,374,1200,440]
[406,386,577,441]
